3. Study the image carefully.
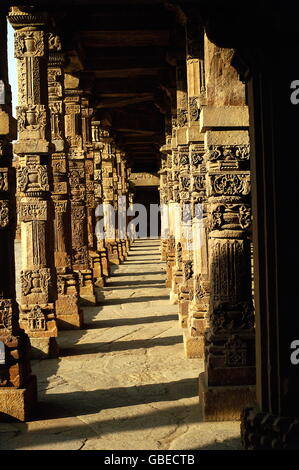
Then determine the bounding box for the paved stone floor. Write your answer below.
[0,239,241,450]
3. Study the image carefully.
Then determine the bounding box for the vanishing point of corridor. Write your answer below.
[0,240,240,450]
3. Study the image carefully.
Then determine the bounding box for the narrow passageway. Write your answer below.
[0,240,240,450]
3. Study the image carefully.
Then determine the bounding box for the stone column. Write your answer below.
[158,153,169,261]
[48,35,82,329]
[118,151,129,257]
[9,8,59,358]
[101,132,120,265]
[0,11,37,420]
[170,60,189,309]
[92,120,109,281]
[81,96,103,289]
[198,38,255,420]
[237,44,299,450]
[183,20,209,358]
[64,74,96,305]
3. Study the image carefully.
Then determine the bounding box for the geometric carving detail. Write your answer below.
[19,200,47,221]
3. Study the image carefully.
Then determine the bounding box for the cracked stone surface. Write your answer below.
[0,239,242,450]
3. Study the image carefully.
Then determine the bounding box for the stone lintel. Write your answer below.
[200,106,249,132]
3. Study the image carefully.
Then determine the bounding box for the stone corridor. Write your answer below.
[0,239,240,450]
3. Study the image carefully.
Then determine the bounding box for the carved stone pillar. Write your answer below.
[118,151,129,258]
[183,20,208,358]
[158,154,169,261]
[165,149,178,289]
[64,74,96,305]
[81,96,103,289]
[92,120,109,281]
[101,133,120,265]
[177,144,193,327]
[198,39,255,420]
[9,8,59,358]
[0,12,37,420]
[48,35,82,329]
[169,60,189,308]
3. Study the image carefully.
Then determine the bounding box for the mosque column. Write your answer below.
[48,35,82,329]
[64,74,96,305]
[183,19,209,358]
[198,37,255,420]
[101,132,120,265]
[0,10,37,420]
[92,121,109,281]
[9,7,59,358]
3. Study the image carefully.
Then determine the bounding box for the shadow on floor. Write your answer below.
[103,295,169,305]
[106,279,165,287]
[34,377,199,420]
[60,335,183,356]
[85,314,178,329]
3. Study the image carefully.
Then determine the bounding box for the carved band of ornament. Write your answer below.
[180,176,191,191]
[49,101,63,115]
[193,175,205,192]
[209,145,250,162]
[190,152,203,167]
[189,97,200,121]
[177,109,188,128]
[179,153,189,166]
[211,301,255,335]
[0,171,9,192]
[225,334,247,366]
[184,260,193,281]
[210,174,251,196]
[15,30,45,58]
[72,205,86,220]
[54,201,68,213]
[0,201,9,228]
[48,33,62,52]
[19,201,47,221]
[241,406,299,450]
[17,165,49,193]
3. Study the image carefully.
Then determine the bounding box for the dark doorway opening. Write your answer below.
[133,186,161,237]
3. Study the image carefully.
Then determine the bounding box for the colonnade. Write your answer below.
[0,3,299,451]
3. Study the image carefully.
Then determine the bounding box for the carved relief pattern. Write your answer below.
[0,201,9,228]
[15,30,45,58]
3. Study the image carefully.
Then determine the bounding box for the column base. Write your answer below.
[56,308,83,330]
[183,330,204,358]
[198,372,256,421]
[30,337,59,359]
[0,375,37,422]
[241,406,299,450]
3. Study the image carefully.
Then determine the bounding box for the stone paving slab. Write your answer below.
[0,239,241,450]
